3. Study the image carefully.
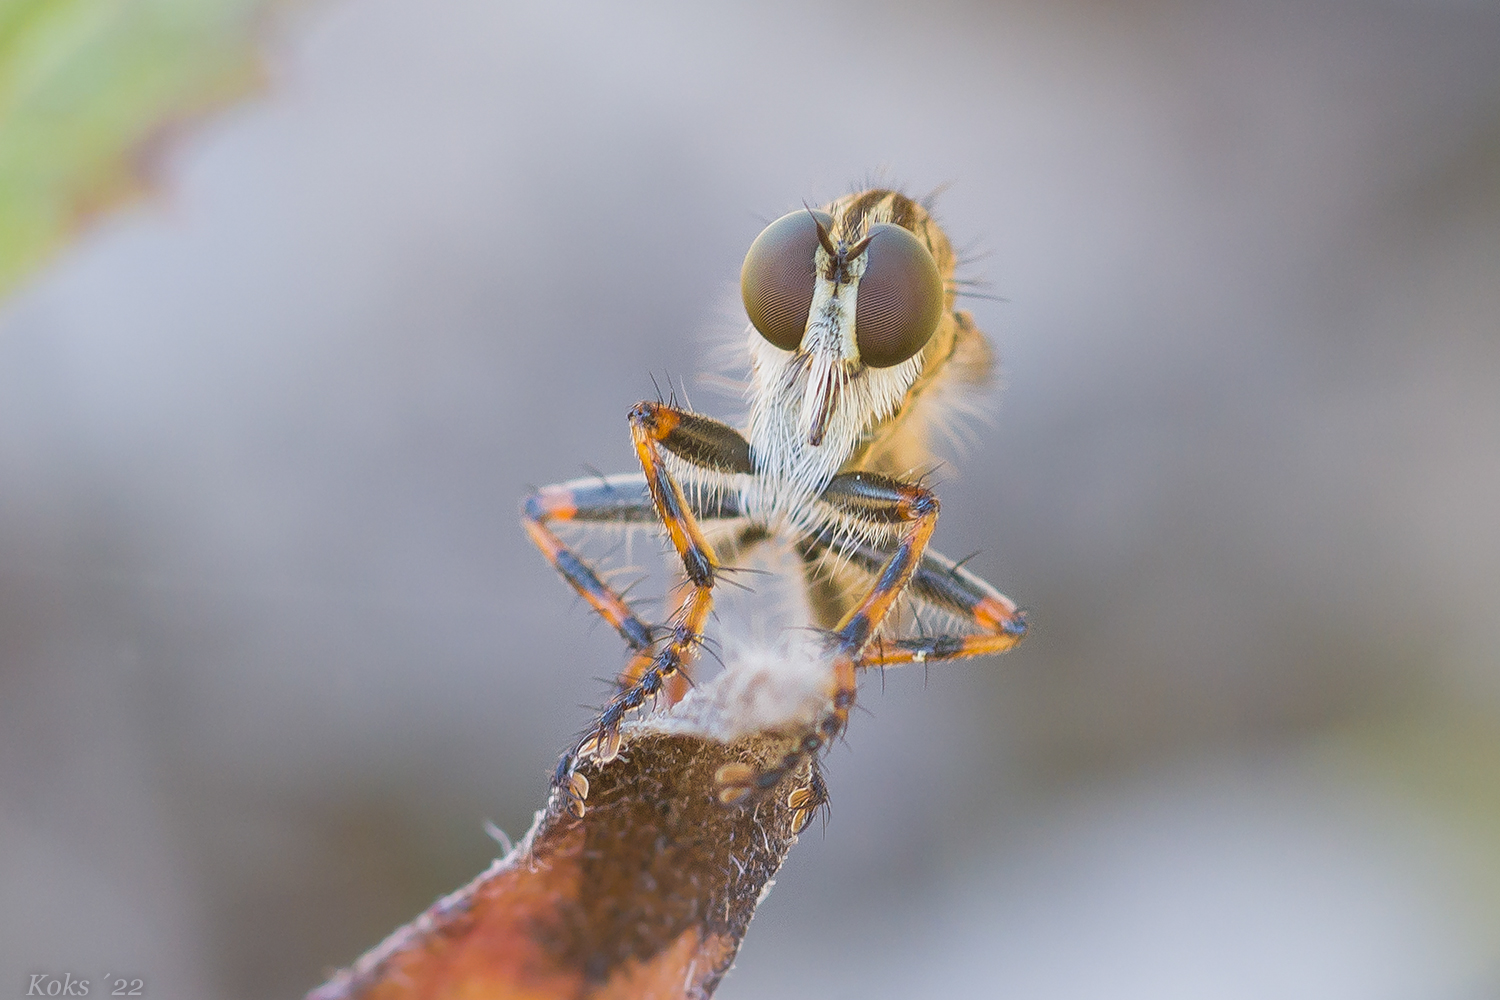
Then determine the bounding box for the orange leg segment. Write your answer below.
[796,528,1029,670]
[521,475,659,656]
[581,402,729,760]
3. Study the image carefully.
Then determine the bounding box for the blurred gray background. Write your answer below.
[3,0,1500,997]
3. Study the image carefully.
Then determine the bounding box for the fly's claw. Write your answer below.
[713,762,757,805]
[550,750,591,819]
[786,771,829,835]
[565,664,657,780]
[594,728,623,764]
[714,755,828,834]
[585,701,629,765]
[565,772,590,818]
[712,725,834,824]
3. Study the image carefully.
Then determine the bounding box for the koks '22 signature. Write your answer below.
[24,975,143,997]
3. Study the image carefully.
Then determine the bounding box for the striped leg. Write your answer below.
[580,401,753,762]
[715,471,942,803]
[802,536,1028,667]
[522,472,660,658]
[522,468,744,701]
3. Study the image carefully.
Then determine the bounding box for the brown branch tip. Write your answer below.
[308,657,828,1000]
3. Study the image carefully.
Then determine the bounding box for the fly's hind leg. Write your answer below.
[801,534,1029,667]
[854,547,1027,667]
[715,471,942,804]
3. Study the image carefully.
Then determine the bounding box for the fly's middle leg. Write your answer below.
[522,473,659,658]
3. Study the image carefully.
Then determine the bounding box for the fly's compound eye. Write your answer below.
[741,209,833,351]
[853,223,944,368]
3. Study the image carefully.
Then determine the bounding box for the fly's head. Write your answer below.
[740,189,957,490]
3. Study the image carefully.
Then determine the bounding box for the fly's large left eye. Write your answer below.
[741,210,834,352]
[854,223,943,368]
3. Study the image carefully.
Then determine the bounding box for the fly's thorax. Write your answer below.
[831,189,958,297]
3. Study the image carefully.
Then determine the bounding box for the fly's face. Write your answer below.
[740,191,957,513]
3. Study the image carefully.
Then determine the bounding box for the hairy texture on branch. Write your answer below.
[309,727,815,1000]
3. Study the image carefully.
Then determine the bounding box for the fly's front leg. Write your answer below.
[715,471,940,803]
[579,401,754,763]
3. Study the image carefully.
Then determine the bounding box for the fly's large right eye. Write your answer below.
[740,210,832,351]
[852,223,943,368]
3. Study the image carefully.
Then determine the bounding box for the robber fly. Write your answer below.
[523,188,1027,807]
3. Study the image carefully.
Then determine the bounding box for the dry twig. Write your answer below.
[310,718,817,999]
